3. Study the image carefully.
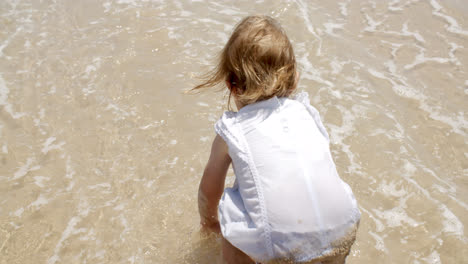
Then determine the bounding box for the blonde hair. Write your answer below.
[193,15,298,108]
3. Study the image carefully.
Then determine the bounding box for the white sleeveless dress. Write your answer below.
[215,92,361,262]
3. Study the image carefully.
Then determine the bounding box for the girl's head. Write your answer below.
[194,15,298,108]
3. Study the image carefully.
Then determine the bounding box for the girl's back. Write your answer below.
[217,93,360,261]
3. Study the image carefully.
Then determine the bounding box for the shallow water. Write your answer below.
[0,0,467,263]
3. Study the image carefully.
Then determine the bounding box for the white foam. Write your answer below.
[397,160,467,243]
[48,85,56,94]
[382,41,403,59]
[0,26,22,57]
[48,200,90,264]
[197,102,209,107]
[448,189,468,211]
[145,179,156,188]
[295,0,323,56]
[422,251,441,264]
[430,0,468,36]
[378,180,407,197]
[448,42,462,66]
[167,157,178,166]
[376,22,426,44]
[388,0,403,11]
[400,236,408,244]
[344,75,362,86]
[368,68,419,100]
[167,27,182,40]
[33,176,50,188]
[13,207,24,217]
[105,103,137,120]
[41,137,65,154]
[2,144,7,154]
[116,0,139,5]
[330,59,344,75]
[368,68,386,80]
[368,231,388,253]
[180,10,192,17]
[84,65,97,76]
[440,204,465,239]
[372,194,421,228]
[384,60,397,75]
[401,22,425,43]
[327,105,364,176]
[297,52,334,87]
[119,214,130,242]
[364,14,383,32]
[93,249,106,260]
[88,183,111,190]
[373,206,420,228]
[338,1,349,16]
[0,74,25,119]
[24,40,31,49]
[83,58,102,94]
[65,156,75,179]
[323,22,344,37]
[48,216,84,264]
[127,248,144,264]
[424,169,457,198]
[29,194,49,209]
[170,139,177,145]
[12,158,40,180]
[217,8,241,16]
[403,160,417,175]
[9,222,21,230]
[419,99,467,137]
[139,120,162,130]
[66,181,75,192]
[370,65,419,102]
[114,203,125,211]
[198,18,226,26]
[330,90,342,99]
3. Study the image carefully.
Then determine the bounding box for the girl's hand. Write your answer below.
[200,218,221,234]
[198,190,221,234]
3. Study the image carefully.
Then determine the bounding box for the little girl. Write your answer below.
[195,16,361,264]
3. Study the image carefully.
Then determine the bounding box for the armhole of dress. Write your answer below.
[214,112,241,154]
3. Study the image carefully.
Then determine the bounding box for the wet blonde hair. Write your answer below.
[193,15,298,108]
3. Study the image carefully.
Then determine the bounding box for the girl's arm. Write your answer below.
[198,134,231,234]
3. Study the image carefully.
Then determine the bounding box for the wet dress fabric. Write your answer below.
[215,92,361,262]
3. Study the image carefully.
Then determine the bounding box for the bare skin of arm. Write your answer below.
[198,134,231,234]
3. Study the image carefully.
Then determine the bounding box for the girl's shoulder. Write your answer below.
[291,91,330,142]
[214,111,242,153]
[215,111,237,132]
